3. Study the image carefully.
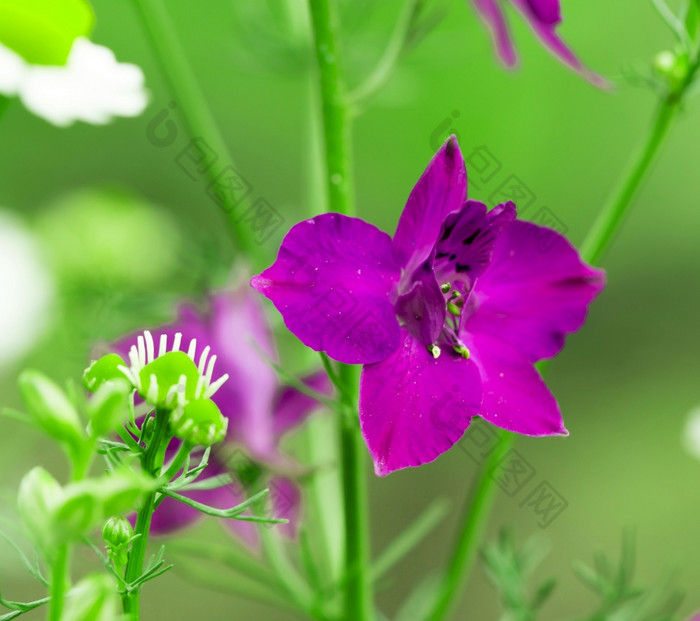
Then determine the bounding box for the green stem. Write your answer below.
[579,95,679,265]
[307,1,372,619]
[308,0,354,218]
[130,0,257,259]
[428,94,683,621]
[122,409,170,619]
[48,545,69,621]
[337,364,372,621]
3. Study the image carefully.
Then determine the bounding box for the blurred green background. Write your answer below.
[1,0,699,618]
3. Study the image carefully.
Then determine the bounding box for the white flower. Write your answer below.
[118,330,229,409]
[0,211,54,372]
[0,37,148,126]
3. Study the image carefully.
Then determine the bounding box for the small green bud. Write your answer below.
[440,283,451,294]
[139,351,200,408]
[102,516,133,548]
[170,398,228,446]
[102,516,133,568]
[83,354,128,392]
[653,49,690,90]
[18,370,86,447]
[429,345,441,359]
[447,302,461,317]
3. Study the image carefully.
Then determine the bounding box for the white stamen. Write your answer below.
[137,335,146,368]
[198,345,210,374]
[206,373,229,398]
[128,346,141,374]
[205,354,217,385]
[158,333,167,357]
[144,330,154,364]
[186,338,197,361]
[172,332,182,352]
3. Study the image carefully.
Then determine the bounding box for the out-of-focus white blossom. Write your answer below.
[0,211,54,371]
[0,37,147,126]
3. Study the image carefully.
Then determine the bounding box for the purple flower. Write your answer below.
[470,0,605,85]
[251,137,605,476]
[113,284,328,543]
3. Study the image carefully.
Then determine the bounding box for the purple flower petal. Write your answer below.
[272,371,331,440]
[511,0,608,87]
[269,476,301,539]
[471,0,518,67]
[251,213,402,364]
[209,290,279,459]
[462,332,567,436]
[434,200,516,289]
[465,220,605,363]
[392,137,467,276]
[359,328,482,476]
[394,259,446,347]
[524,0,561,24]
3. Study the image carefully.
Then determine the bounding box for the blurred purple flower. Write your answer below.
[470,0,605,85]
[114,284,328,543]
[251,137,605,476]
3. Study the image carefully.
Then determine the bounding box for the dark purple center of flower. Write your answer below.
[525,0,562,25]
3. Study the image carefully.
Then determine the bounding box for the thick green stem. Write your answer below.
[48,545,69,621]
[307,1,372,619]
[122,410,170,619]
[428,95,683,621]
[130,0,257,258]
[308,0,354,218]
[337,364,372,621]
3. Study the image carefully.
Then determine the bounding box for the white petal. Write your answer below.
[144,330,154,364]
[18,38,148,126]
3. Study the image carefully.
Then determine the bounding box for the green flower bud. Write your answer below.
[102,516,133,548]
[18,370,86,448]
[62,574,120,621]
[653,49,690,90]
[83,354,128,392]
[102,516,133,569]
[87,378,132,438]
[139,351,200,408]
[17,467,62,554]
[170,398,228,446]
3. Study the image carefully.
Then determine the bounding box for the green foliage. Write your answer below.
[0,0,93,65]
[481,530,556,621]
[61,574,120,621]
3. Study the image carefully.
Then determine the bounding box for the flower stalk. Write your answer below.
[130,0,258,259]
[122,408,171,618]
[307,1,372,619]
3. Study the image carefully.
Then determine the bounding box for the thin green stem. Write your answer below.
[346,0,422,110]
[48,545,69,621]
[429,93,684,621]
[130,0,257,258]
[307,1,372,619]
[579,96,679,265]
[122,409,170,619]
